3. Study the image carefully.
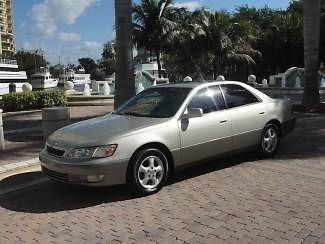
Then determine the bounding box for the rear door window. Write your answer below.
[220,84,259,108]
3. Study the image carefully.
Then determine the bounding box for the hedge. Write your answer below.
[1,91,66,112]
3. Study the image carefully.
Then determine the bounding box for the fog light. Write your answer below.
[86,175,104,183]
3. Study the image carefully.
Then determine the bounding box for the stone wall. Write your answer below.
[257,87,325,104]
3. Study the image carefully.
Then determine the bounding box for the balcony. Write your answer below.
[2,45,14,52]
[1,38,13,44]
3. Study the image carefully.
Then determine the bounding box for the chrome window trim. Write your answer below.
[219,83,263,110]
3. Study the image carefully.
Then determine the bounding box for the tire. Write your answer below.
[127,148,169,195]
[259,123,280,158]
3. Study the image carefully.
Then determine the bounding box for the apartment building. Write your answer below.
[0,0,15,57]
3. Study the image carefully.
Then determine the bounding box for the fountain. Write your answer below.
[321,77,325,88]
[320,63,325,88]
[103,82,111,95]
[262,79,268,88]
[295,76,301,88]
[83,83,91,96]
[64,80,74,90]
[281,76,286,88]
[136,82,145,94]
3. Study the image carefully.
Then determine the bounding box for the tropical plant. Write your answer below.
[188,9,257,80]
[100,41,116,76]
[133,0,184,78]
[2,91,66,112]
[130,0,324,87]
[15,50,48,79]
[49,64,64,78]
[114,0,135,108]
[78,57,98,79]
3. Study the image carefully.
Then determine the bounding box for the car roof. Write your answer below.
[155,80,245,89]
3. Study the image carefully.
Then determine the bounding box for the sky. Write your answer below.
[13,0,290,65]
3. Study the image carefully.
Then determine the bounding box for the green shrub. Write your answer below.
[2,91,66,112]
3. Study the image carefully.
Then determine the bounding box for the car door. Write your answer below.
[178,86,232,165]
[220,84,266,150]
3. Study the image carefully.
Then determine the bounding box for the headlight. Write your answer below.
[66,144,117,160]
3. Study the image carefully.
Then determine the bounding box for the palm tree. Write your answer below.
[302,0,321,108]
[133,0,183,78]
[114,0,135,109]
[193,9,256,79]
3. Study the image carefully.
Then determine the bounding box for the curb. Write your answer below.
[0,160,46,196]
[0,158,40,175]
[2,109,42,118]
[67,101,114,106]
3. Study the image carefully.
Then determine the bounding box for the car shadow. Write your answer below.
[0,171,133,213]
[0,153,256,214]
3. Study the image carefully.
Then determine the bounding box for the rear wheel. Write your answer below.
[260,123,280,157]
[127,148,169,195]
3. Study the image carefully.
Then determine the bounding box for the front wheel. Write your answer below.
[259,123,280,157]
[127,148,169,195]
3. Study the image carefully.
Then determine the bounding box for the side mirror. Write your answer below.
[181,108,203,120]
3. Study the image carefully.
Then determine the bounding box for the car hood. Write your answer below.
[47,113,168,148]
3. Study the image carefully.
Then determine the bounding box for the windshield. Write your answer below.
[114,87,191,118]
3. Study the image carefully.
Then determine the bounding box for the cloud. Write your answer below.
[173,1,202,11]
[84,41,102,50]
[22,41,38,50]
[58,32,81,42]
[31,0,98,37]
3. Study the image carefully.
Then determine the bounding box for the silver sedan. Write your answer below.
[40,81,296,195]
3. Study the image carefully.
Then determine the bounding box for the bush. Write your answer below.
[1,91,66,112]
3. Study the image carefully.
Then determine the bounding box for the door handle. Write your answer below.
[259,112,265,115]
[220,120,228,123]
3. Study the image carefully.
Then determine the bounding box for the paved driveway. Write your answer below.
[0,114,325,244]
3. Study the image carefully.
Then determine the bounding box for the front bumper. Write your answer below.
[281,117,296,137]
[39,150,129,186]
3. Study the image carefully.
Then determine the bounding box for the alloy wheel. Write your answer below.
[137,155,164,190]
[262,126,278,153]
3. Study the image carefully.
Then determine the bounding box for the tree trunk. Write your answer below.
[302,0,321,108]
[156,51,162,78]
[114,0,135,109]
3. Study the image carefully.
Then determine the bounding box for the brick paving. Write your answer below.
[0,114,325,243]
